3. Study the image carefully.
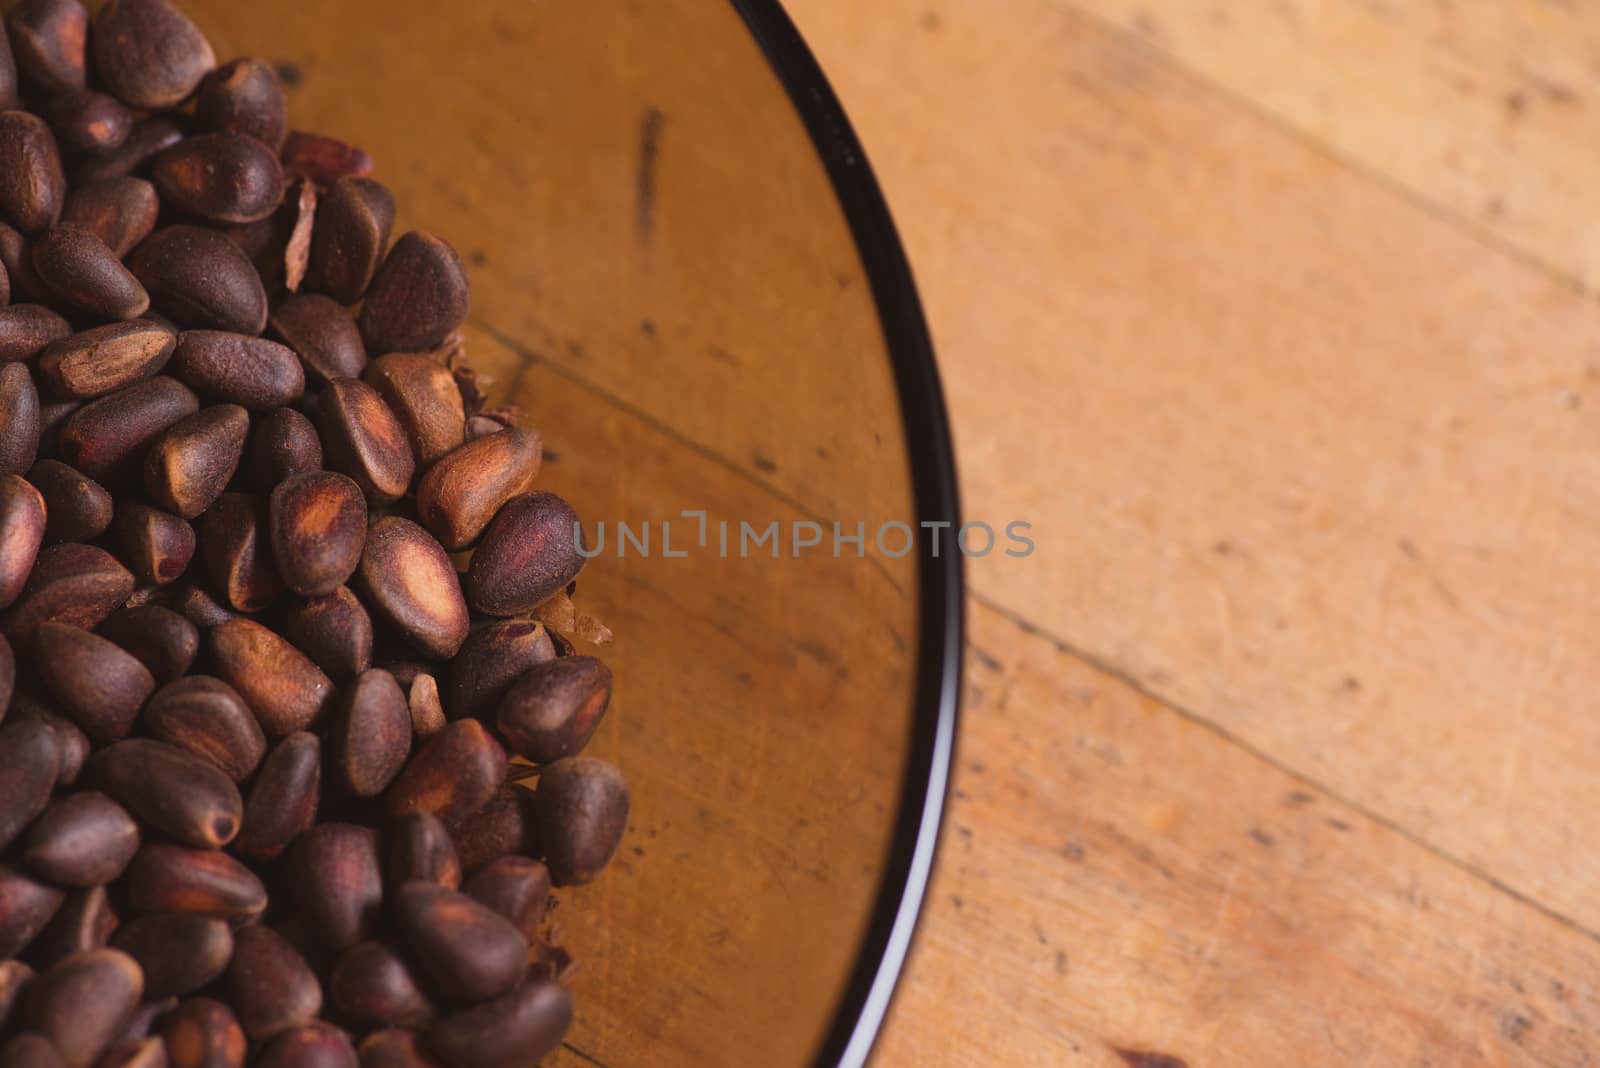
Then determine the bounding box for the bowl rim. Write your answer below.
[727,3,966,1066]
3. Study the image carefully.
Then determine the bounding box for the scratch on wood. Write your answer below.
[1499,1011,1533,1043]
[1005,610,1071,655]
[1114,1049,1190,1068]
[636,107,666,244]
[561,1042,612,1068]
[1397,537,1462,610]
[1513,63,1582,107]
[968,644,1002,672]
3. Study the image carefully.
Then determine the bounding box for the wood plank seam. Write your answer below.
[969,591,1600,950]
[855,0,1600,937]
[880,598,1600,1065]
[1055,2,1598,300]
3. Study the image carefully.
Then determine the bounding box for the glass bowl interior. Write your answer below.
[180,2,958,1064]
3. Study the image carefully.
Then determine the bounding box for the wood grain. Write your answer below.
[170,0,1600,1063]
[873,601,1600,1067]
[787,0,1600,933]
[1072,0,1600,289]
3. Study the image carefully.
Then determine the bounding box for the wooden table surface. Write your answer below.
[178,0,1600,1063]
[781,1,1600,1064]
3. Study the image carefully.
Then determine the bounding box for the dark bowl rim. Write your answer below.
[726,3,966,1066]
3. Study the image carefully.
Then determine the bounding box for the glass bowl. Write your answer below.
[182,1,962,1064]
